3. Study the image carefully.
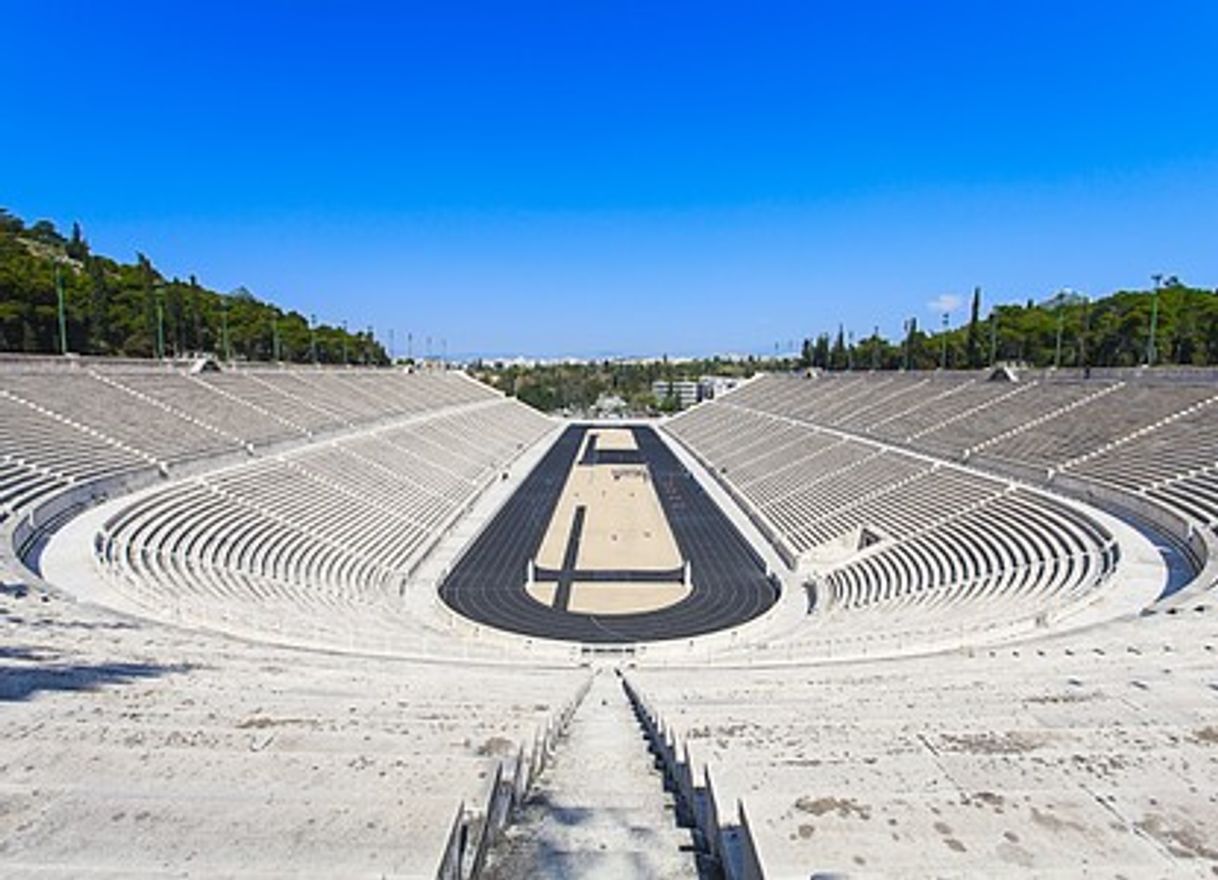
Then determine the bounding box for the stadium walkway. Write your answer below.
[483,672,701,879]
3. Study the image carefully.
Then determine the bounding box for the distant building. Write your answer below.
[652,379,700,410]
[698,375,744,400]
[652,376,744,410]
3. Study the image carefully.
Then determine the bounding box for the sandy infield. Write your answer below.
[567,581,690,614]
[525,581,557,606]
[536,464,681,572]
[588,427,637,451]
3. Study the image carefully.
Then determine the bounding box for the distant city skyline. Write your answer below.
[5,3,1217,358]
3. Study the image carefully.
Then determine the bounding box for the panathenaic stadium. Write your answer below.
[2,355,1217,878]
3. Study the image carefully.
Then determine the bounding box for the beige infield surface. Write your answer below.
[530,428,686,614]
[536,438,680,573]
[525,581,557,606]
[589,427,638,450]
[567,581,691,614]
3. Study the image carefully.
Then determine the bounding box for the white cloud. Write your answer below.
[927,293,962,314]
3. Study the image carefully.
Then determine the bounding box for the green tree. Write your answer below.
[966,286,981,368]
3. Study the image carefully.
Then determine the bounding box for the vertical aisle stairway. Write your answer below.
[482,671,702,879]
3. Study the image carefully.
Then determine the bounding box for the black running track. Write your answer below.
[438,424,779,643]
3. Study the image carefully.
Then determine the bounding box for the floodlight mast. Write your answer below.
[940,312,949,369]
[1146,274,1163,366]
[55,263,69,355]
[1054,291,1066,369]
[1079,295,1090,369]
[220,297,230,362]
[156,292,165,360]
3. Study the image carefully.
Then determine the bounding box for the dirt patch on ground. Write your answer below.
[1192,725,1218,745]
[1025,690,1099,704]
[236,716,315,730]
[1135,815,1218,861]
[476,736,517,757]
[794,796,872,820]
[1029,806,1085,834]
[939,731,1045,754]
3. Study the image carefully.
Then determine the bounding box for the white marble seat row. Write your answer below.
[0,362,509,530]
[95,399,553,641]
[664,382,1121,631]
[706,371,1218,552]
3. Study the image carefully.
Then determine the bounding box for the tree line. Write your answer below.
[0,209,388,364]
[799,283,1218,371]
[470,355,790,414]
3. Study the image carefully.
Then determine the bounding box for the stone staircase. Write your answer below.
[482,671,702,879]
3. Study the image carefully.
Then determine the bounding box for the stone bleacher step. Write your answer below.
[1061,390,1218,470]
[188,374,312,438]
[92,370,247,449]
[1,388,159,469]
[907,380,1037,442]
[481,674,700,880]
[864,376,979,433]
[969,380,1125,455]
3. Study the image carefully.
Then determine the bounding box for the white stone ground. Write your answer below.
[632,598,1218,878]
[8,416,1216,877]
[482,671,701,879]
[0,584,585,878]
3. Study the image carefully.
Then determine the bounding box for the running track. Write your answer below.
[438,424,779,643]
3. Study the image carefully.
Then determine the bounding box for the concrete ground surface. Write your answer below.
[482,672,702,880]
[0,583,585,878]
[631,600,1218,878]
[8,399,1218,878]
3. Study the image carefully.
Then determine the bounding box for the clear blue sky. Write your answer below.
[5,2,1217,357]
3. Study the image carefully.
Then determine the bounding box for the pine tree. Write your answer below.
[966,286,981,368]
[65,221,89,260]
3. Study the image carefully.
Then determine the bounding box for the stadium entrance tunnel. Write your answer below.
[438,424,780,643]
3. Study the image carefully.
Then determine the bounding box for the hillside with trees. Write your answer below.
[0,209,387,364]
[479,281,1218,414]
[799,283,1218,372]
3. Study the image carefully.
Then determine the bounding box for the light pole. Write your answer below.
[1079,295,1090,369]
[55,263,69,355]
[872,325,880,371]
[341,320,348,365]
[1053,294,1065,369]
[903,318,913,371]
[989,311,998,367]
[220,297,230,362]
[940,312,949,370]
[271,316,281,361]
[1147,274,1163,366]
[310,313,318,365]
[156,290,165,360]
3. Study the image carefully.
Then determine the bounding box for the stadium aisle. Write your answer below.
[483,672,700,879]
